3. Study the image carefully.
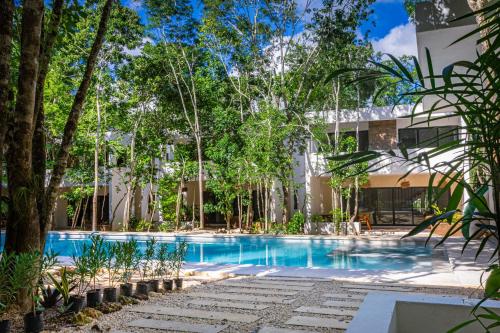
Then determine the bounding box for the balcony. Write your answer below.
[306,148,462,177]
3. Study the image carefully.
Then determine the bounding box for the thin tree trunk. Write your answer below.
[196,138,204,229]
[246,188,252,230]
[71,198,83,230]
[92,84,102,231]
[282,183,289,225]
[41,0,114,247]
[5,0,44,255]
[0,0,14,210]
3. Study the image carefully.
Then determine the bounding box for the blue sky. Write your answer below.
[124,0,417,57]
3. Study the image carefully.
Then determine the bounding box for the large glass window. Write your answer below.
[358,187,449,225]
[398,126,459,148]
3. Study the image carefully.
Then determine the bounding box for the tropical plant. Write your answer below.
[0,252,16,319]
[116,240,139,284]
[11,252,43,315]
[39,251,61,308]
[287,212,305,235]
[85,235,107,290]
[47,267,77,313]
[139,238,157,281]
[103,243,120,287]
[171,241,188,279]
[72,253,90,297]
[328,2,500,331]
[155,243,171,279]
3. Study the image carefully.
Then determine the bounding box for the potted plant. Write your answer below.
[156,243,173,291]
[171,241,188,290]
[102,243,120,303]
[70,252,90,313]
[0,252,16,333]
[135,240,150,296]
[47,267,77,314]
[144,238,159,292]
[38,251,60,310]
[13,252,44,333]
[116,240,138,297]
[85,235,106,308]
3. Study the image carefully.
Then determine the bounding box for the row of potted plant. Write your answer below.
[0,236,188,333]
[68,235,189,312]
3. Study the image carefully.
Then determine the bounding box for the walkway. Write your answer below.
[83,275,479,333]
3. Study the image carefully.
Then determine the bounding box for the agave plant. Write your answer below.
[327,2,499,330]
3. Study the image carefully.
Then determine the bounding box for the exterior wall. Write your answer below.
[368,120,397,150]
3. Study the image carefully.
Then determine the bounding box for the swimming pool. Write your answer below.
[1,232,434,271]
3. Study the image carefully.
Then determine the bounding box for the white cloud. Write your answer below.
[371,22,417,58]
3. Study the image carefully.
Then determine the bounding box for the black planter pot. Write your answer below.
[148,279,160,293]
[174,278,183,290]
[136,282,149,296]
[162,279,174,291]
[68,295,85,313]
[23,311,44,333]
[103,287,118,303]
[86,289,102,308]
[0,319,11,333]
[120,283,133,297]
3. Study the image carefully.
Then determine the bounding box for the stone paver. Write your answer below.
[323,293,366,300]
[251,280,315,287]
[342,284,413,292]
[323,300,362,308]
[285,316,350,329]
[222,287,298,296]
[128,319,227,333]
[256,276,330,282]
[258,326,319,333]
[222,282,312,291]
[294,306,357,317]
[188,292,295,304]
[189,299,269,310]
[129,305,260,323]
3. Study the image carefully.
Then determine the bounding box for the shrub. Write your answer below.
[287,212,305,234]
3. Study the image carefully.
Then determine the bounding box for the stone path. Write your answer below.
[323,300,362,308]
[87,275,477,333]
[285,316,350,329]
[222,287,299,296]
[128,319,227,333]
[294,306,357,317]
[222,282,313,291]
[129,305,260,323]
[323,293,366,300]
[188,299,269,310]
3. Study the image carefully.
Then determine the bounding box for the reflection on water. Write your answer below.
[3,233,433,271]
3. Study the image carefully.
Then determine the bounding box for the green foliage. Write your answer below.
[287,212,305,235]
[47,267,77,313]
[140,238,158,280]
[155,243,171,279]
[115,240,139,284]
[171,241,188,279]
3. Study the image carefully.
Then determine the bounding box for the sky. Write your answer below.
[124,0,417,58]
[363,0,417,57]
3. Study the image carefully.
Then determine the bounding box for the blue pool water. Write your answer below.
[1,233,433,271]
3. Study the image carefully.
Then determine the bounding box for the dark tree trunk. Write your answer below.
[282,183,289,225]
[0,0,14,228]
[41,0,114,248]
[5,0,45,253]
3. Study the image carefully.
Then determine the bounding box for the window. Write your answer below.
[399,129,417,148]
[328,130,369,152]
[398,126,458,148]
